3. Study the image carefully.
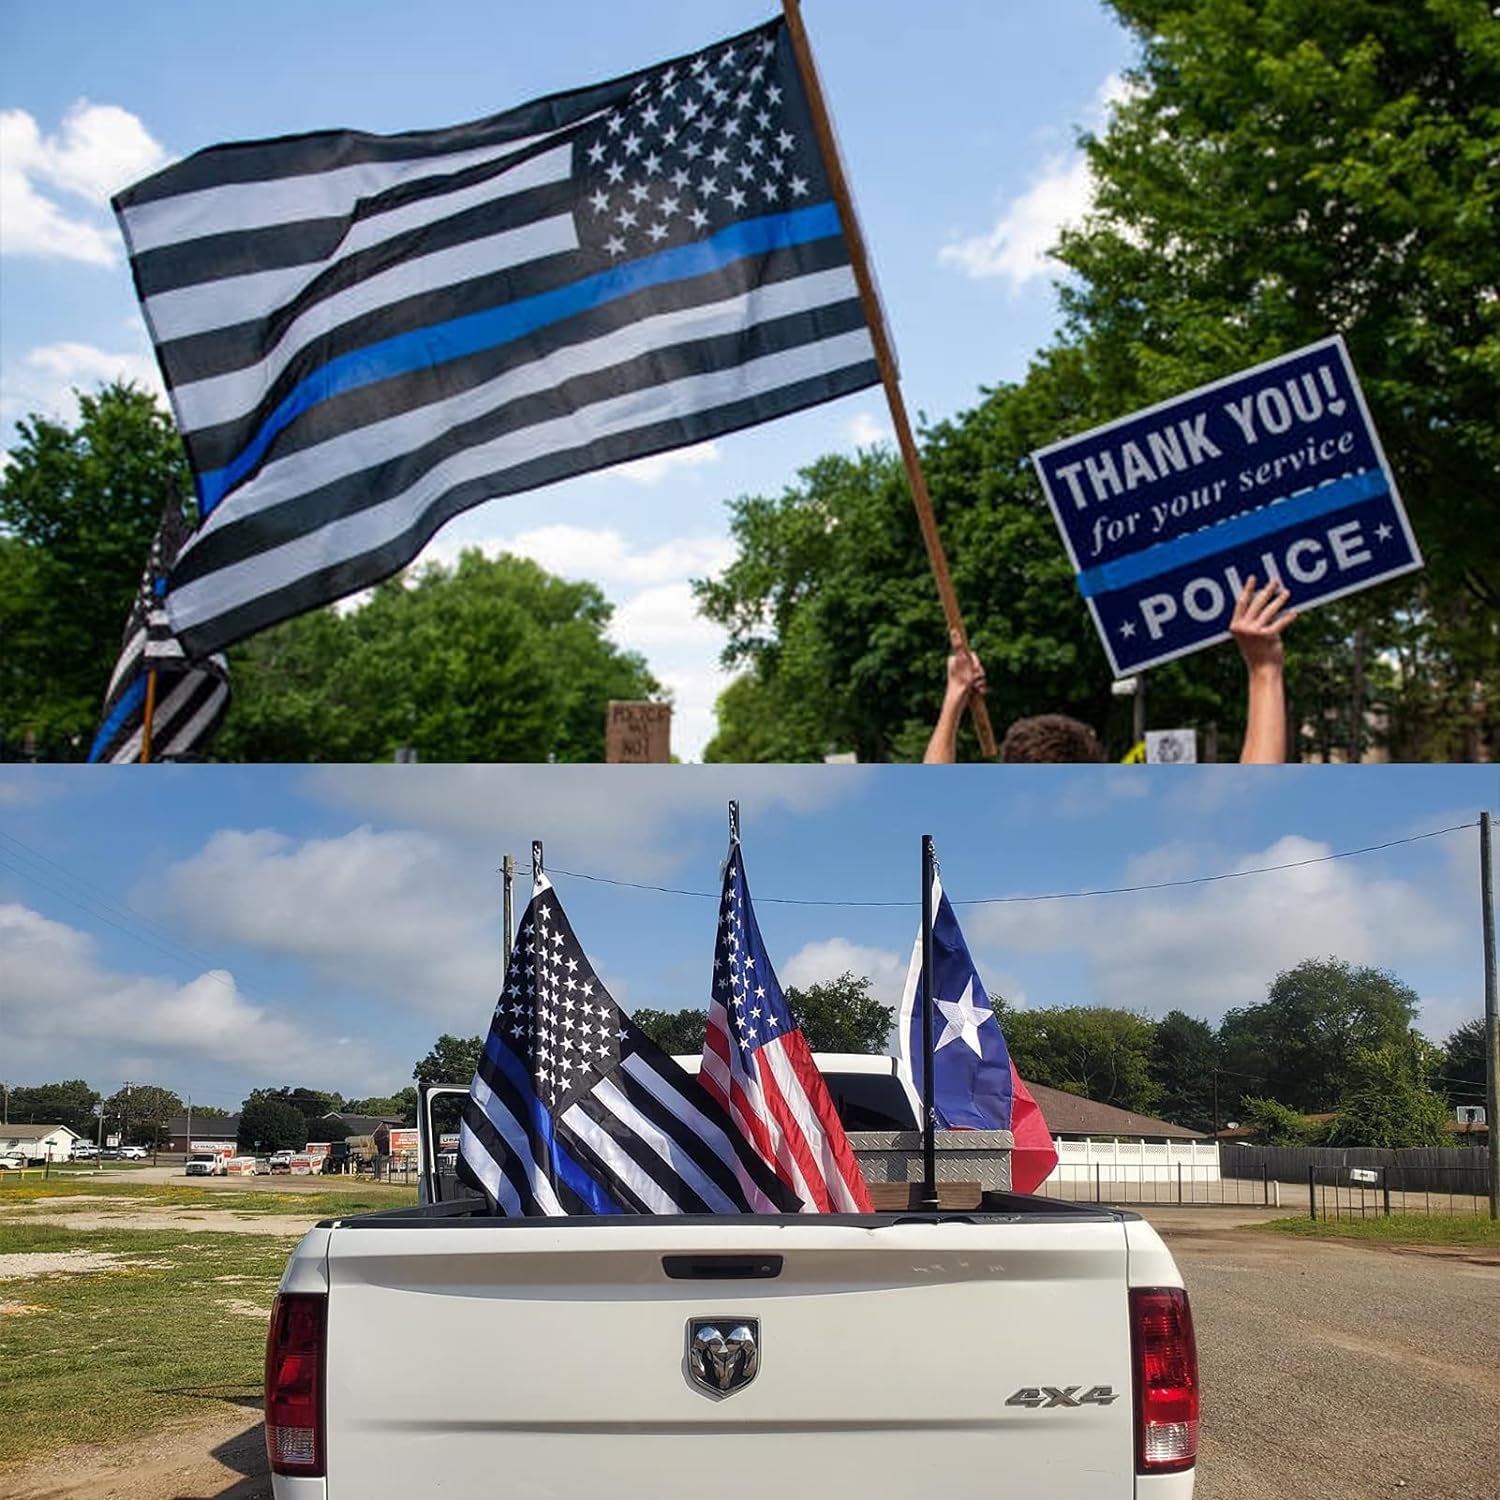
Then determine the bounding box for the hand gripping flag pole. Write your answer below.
[781,0,998,757]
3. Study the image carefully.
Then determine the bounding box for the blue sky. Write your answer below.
[0,1,1135,756]
[2,764,1493,1109]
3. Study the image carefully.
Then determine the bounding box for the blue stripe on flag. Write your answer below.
[198,201,845,514]
[1075,469,1389,598]
[87,674,147,763]
[483,1029,621,1215]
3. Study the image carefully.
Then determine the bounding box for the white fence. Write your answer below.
[1047,1139,1220,1184]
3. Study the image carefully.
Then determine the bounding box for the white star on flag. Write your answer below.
[933,978,993,1056]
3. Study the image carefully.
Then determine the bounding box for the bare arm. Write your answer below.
[1231,576,1296,764]
[923,629,987,764]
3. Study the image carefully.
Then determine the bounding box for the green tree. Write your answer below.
[1219,958,1421,1113]
[5,1080,100,1138]
[218,550,662,762]
[629,1008,710,1056]
[1237,1096,1313,1146]
[0,383,192,759]
[243,1087,343,1126]
[1439,1017,1488,1105]
[1147,1011,1220,1132]
[1326,1039,1450,1148]
[1061,0,1500,759]
[785,973,893,1054]
[993,1002,1161,1115]
[104,1084,184,1147]
[413,1034,484,1090]
[190,1104,230,1118]
[344,1089,419,1121]
[238,1097,309,1154]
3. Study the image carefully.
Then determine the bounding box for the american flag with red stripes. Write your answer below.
[701,838,872,1213]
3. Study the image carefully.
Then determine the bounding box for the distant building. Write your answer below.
[0,1124,84,1161]
[164,1114,241,1153]
[322,1111,404,1137]
[1023,1086,1219,1185]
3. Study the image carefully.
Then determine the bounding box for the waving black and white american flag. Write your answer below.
[89,493,229,764]
[457,863,798,1217]
[112,17,880,658]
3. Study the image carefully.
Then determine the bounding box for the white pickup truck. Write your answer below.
[264,1061,1198,1498]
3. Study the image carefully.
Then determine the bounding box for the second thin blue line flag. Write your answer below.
[112,16,880,657]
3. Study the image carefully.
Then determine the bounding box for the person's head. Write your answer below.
[999,714,1105,763]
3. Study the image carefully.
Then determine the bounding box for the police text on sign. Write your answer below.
[1031,337,1421,676]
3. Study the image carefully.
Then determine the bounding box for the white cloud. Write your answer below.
[781,936,910,1010]
[154,827,503,1024]
[1,340,166,430]
[413,524,735,590]
[600,440,722,486]
[0,101,168,266]
[0,902,354,1085]
[302,765,869,880]
[939,72,1133,292]
[847,411,891,448]
[966,833,1463,1023]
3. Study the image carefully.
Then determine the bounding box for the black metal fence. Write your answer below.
[1305,1163,1490,1222]
[1033,1165,1275,1208]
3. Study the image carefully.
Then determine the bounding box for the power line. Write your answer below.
[550,821,1478,907]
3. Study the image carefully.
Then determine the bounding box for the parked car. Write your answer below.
[254,1157,272,1175]
[185,1151,228,1177]
[0,1153,25,1171]
[118,1145,149,1160]
[268,1152,294,1175]
[72,1142,99,1158]
[99,1148,122,1160]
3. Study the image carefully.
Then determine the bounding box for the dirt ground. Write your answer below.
[3,1204,1496,1500]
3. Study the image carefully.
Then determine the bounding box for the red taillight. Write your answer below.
[265,1292,326,1477]
[1130,1286,1198,1474]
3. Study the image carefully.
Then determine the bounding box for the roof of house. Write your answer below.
[0,1123,83,1140]
[331,1113,405,1135]
[1026,1085,1207,1140]
[165,1114,241,1136]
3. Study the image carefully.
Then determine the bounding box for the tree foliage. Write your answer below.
[1439,1017,1488,1105]
[699,0,1499,761]
[242,1087,344,1125]
[1147,1010,1221,1131]
[1237,1095,1314,1145]
[1326,1039,1450,1148]
[784,973,894,1054]
[4,1080,100,1139]
[628,1008,710,1056]
[104,1084,183,1145]
[1219,958,1421,1113]
[413,1034,484,1090]
[344,1089,419,1122]
[994,1001,1162,1115]
[0,384,193,759]
[217,550,662,762]
[238,1097,309,1154]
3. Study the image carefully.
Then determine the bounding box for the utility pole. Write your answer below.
[2,1082,8,1126]
[502,853,515,969]
[1479,810,1497,1221]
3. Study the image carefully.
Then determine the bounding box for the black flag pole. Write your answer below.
[728,800,741,846]
[919,833,938,1209]
[532,840,544,885]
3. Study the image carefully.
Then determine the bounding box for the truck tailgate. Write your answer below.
[321,1217,1135,1499]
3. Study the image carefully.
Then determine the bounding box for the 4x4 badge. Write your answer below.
[1006,1385,1120,1408]
[687,1319,759,1396]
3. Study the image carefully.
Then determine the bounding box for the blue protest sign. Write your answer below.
[1031,337,1422,676]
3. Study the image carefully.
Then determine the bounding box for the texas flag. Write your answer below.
[895,859,1057,1193]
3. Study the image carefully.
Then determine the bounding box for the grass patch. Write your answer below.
[0,1223,298,1467]
[1253,1214,1500,1247]
[0,1177,416,1218]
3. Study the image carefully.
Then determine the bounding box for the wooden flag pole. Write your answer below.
[138,670,159,764]
[781,0,998,758]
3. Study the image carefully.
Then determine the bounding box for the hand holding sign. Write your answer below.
[1031,337,1421,678]
[1228,575,1297,673]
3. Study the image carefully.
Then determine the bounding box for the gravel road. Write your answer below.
[1160,1222,1500,1500]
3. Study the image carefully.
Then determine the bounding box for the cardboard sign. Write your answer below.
[605,701,672,763]
[1032,337,1421,676]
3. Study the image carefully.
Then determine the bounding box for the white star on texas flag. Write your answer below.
[933,977,993,1056]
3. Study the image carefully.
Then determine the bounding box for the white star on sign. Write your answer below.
[1120,620,1136,638]
[1375,523,1393,542]
[933,978,992,1056]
